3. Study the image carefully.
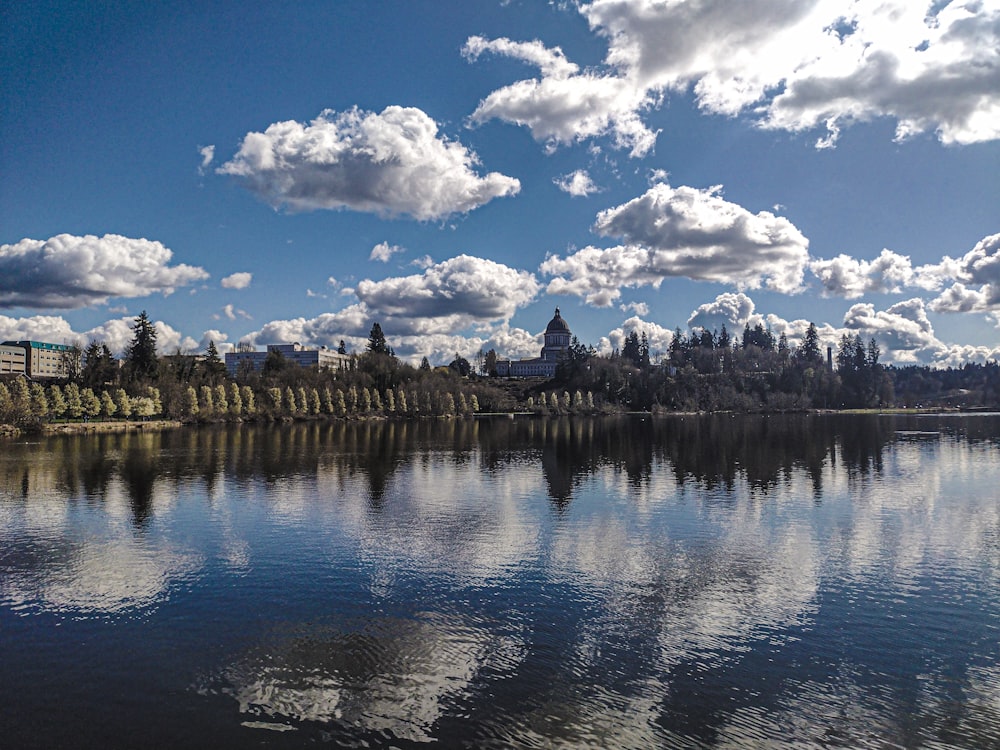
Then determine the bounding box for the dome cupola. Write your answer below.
[545,307,570,334]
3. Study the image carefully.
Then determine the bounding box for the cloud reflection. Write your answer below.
[1,536,200,617]
[209,613,524,742]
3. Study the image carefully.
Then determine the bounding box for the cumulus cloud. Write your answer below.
[0,314,199,356]
[0,314,79,345]
[0,234,209,309]
[810,249,920,298]
[929,233,1000,313]
[354,255,540,328]
[542,183,809,305]
[242,310,535,366]
[554,169,601,197]
[598,315,674,357]
[842,298,948,364]
[686,292,757,332]
[468,1,1000,153]
[620,301,649,316]
[219,106,520,220]
[239,255,538,362]
[464,36,658,157]
[370,242,404,263]
[838,297,1000,366]
[198,329,231,353]
[482,322,542,360]
[221,272,252,290]
[588,0,1000,146]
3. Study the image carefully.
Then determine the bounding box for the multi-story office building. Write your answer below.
[0,340,80,379]
[225,342,351,375]
[0,344,27,376]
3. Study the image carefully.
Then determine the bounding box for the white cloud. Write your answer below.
[554,169,601,197]
[369,242,404,263]
[0,314,80,346]
[589,0,1000,146]
[0,234,209,309]
[464,36,658,157]
[686,292,757,332]
[598,315,674,357]
[929,233,1000,313]
[216,303,250,321]
[198,330,230,353]
[469,1,1000,153]
[462,35,580,79]
[221,271,252,290]
[620,301,649,316]
[354,254,540,330]
[542,183,809,305]
[0,314,199,356]
[198,144,215,175]
[810,248,920,298]
[482,323,542,360]
[219,106,520,220]
[242,310,541,366]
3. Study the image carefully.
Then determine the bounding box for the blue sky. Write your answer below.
[2,0,998,366]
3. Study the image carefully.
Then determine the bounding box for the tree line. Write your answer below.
[2,311,999,429]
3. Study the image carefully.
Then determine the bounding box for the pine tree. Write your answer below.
[125,311,159,381]
[367,322,389,355]
[203,340,227,380]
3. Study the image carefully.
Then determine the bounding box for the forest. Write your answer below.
[2,312,999,430]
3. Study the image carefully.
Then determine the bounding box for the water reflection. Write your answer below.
[1,414,999,747]
[204,611,525,742]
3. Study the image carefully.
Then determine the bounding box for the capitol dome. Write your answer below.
[545,308,570,334]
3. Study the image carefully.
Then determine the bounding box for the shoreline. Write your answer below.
[0,406,988,440]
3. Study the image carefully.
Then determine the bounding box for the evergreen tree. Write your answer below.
[367,322,390,355]
[799,322,822,363]
[82,341,117,388]
[125,311,159,381]
[203,341,227,380]
[449,354,471,377]
[623,331,642,366]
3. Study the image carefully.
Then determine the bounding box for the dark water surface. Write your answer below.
[2,414,999,748]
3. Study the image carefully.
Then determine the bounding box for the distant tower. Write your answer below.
[541,307,571,361]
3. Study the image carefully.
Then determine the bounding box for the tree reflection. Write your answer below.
[0,414,948,522]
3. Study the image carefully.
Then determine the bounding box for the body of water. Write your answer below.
[2,414,999,748]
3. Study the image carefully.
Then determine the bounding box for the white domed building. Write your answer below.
[496,308,572,378]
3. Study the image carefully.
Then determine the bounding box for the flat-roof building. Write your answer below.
[1,340,79,379]
[225,342,351,375]
[0,344,27,376]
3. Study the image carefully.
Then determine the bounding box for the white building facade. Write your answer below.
[496,308,572,378]
[225,342,350,375]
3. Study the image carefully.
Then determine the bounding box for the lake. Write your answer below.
[2,414,999,748]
